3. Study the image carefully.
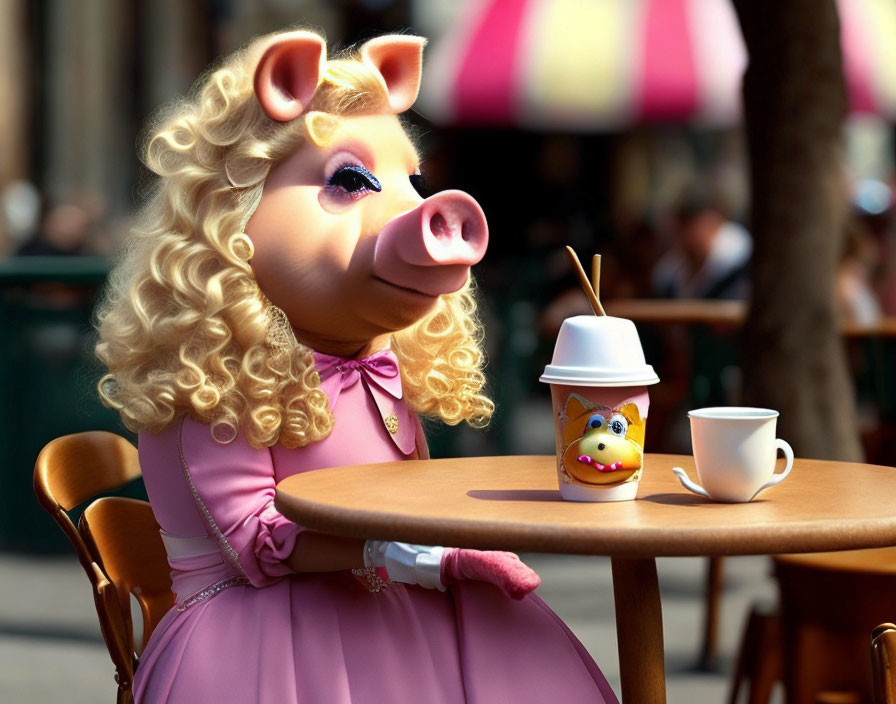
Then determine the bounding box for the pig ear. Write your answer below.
[360,35,426,113]
[254,31,326,122]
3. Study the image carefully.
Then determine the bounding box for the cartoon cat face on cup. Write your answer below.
[560,394,645,486]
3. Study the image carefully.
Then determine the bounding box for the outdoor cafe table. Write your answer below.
[275,453,896,703]
[603,298,896,338]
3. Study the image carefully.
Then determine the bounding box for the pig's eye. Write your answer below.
[609,414,629,437]
[410,173,431,198]
[327,165,382,197]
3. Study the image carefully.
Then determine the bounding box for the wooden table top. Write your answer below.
[603,299,896,337]
[604,299,747,326]
[275,454,896,558]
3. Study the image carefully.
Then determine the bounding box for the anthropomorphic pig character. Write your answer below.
[96,30,618,703]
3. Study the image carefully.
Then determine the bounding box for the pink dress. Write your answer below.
[133,350,618,703]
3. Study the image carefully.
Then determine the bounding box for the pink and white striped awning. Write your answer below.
[415,0,896,130]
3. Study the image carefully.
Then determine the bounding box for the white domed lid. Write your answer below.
[539,315,660,387]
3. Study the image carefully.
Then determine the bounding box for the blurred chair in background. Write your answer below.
[731,549,896,704]
[872,622,896,704]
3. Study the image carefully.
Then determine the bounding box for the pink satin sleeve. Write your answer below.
[177,417,302,587]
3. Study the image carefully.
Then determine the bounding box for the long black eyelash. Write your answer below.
[328,165,382,193]
[409,173,431,198]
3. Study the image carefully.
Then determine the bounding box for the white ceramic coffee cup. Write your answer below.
[672,407,794,502]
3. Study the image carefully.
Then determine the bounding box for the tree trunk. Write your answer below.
[733,0,863,461]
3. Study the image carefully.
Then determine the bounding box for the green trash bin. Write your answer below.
[0,256,143,552]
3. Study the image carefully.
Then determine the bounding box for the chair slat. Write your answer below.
[81,497,173,653]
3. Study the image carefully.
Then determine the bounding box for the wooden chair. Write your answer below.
[730,549,896,704]
[728,603,781,704]
[872,623,896,704]
[33,431,173,703]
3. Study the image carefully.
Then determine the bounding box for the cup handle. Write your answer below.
[671,466,711,498]
[752,439,794,499]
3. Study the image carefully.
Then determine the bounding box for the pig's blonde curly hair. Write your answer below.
[95,30,494,448]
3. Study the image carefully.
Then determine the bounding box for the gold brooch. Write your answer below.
[384,413,399,434]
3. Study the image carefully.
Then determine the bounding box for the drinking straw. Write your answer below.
[565,246,606,316]
[592,254,603,312]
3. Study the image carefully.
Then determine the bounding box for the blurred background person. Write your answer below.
[16,202,91,257]
[838,215,884,326]
[652,186,752,300]
[0,180,41,256]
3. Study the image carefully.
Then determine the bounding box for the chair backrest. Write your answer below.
[34,431,143,571]
[81,497,173,653]
[33,431,173,702]
[872,623,896,704]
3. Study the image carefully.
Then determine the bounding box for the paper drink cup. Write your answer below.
[540,316,660,502]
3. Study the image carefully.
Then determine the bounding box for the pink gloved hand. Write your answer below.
[440,548,541,600]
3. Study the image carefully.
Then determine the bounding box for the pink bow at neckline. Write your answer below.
[313,349,403,408]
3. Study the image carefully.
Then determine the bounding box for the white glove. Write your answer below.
[363,540,446,591]
[363,541,541,600]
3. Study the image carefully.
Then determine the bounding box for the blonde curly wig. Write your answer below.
[96,31,494,448]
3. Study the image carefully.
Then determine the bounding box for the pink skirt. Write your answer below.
[134,573,617,703]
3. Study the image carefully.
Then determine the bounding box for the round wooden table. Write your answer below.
[275,453,896,703]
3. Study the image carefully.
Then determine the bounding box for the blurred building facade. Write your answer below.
[0,0,365,254]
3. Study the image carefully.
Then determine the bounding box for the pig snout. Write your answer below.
[372,190,488,297]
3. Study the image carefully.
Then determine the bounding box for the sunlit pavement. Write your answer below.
[0,551,781,703]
